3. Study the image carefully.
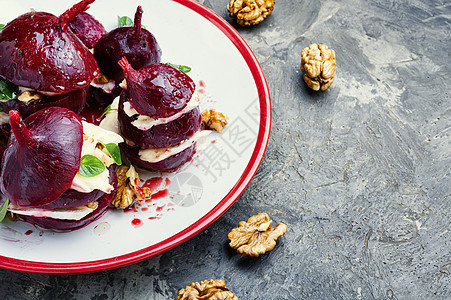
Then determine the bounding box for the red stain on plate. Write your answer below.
[151,189,169,200]
[131,218,143,228]
[143,177,164,192]
[125,177,175,224]
[24,230,33,236]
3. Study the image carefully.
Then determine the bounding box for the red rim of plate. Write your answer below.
[0,0,271,274]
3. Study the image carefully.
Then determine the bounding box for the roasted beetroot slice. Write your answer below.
[69,11,106,48]
[93,6,161,82]
[18,171,117,231]
[120,142,196,172]
[118,59,194,118]
[0,108,83,207]
[118,93,201,148]
[0,86,89,118]
[39,166,116,209]
[0,1,99,94]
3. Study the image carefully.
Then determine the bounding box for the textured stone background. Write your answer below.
[0,0,450,299]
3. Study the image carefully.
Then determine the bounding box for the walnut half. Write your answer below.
[228,213,287,257]
[227,0,275,26]
[202,109,229,133]
[177,279,238,300]
[301,43,336,91]
[112,165,151,209]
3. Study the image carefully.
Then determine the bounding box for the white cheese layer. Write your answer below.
[139,130,211,163]
[82,121,123,145]
[99,97,120,135]
[7,205,95,221]
[70,121,124,194]
[124,90,200,131]
[71,168,113,194]
[0,112,9,125]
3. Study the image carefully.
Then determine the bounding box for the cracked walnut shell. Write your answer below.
[301,43,336,91]
[112,165,151,209]
[177,279,238,300]
[228,213,287,257]
[227,0,275,26]
[202,109,229,133]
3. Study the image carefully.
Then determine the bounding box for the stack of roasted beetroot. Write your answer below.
[0,0,99,118]
[0,0,206,230]
[118,58,204,172]
[1,107,123,230]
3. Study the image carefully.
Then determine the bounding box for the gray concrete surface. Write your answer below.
[0,0,450,299]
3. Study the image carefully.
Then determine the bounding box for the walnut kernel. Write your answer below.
[227,0,275,26]
[17,91,41,104]
[300,43,336,91]
[177,279,238,300]
[92,73,110,84]
[112,165,151,209]
[228,213,287,257]
[202,109,229,133]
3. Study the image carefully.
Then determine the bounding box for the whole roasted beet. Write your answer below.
[0,108,83,207]
[94,6,161,82]
[0,0,99,94]
[119,95,201,148]
[118,58,195,118]
[69,11,106,48]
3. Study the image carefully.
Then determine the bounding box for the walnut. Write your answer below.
[227,0,275,26]
[177,279,238,300]
[202,109,229,133]
[112,165,151,209]
[300,43,336,91]
[228,213,287,257]
[17,91,41,104]
[92,73,110,84]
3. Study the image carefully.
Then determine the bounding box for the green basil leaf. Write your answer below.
[100,104,112,118]
[0,24,5,30]
[178,65,191,73]
[79,154,105,177]
[0,79,19,100]
[103,143,122,165]
[117,16,133,27]
[165,63,191,73]
[117,16,146,28]
[0,198,9,222]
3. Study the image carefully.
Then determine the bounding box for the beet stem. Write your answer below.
[133,6,143,40]
[9,111,34,148]
[59,0,95,31]
[118,57,139,81]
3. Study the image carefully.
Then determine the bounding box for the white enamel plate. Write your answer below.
[0,0,270,274]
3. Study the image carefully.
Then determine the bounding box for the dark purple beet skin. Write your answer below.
[118,59,195,118]
[118,91,201,148]
[0,0,99,94]
[69,11,106,48]
[0,86,89,118]
[19,170,117,231]
[0,108,83,207]
[120,142,197,172]
[93,6,161,82]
